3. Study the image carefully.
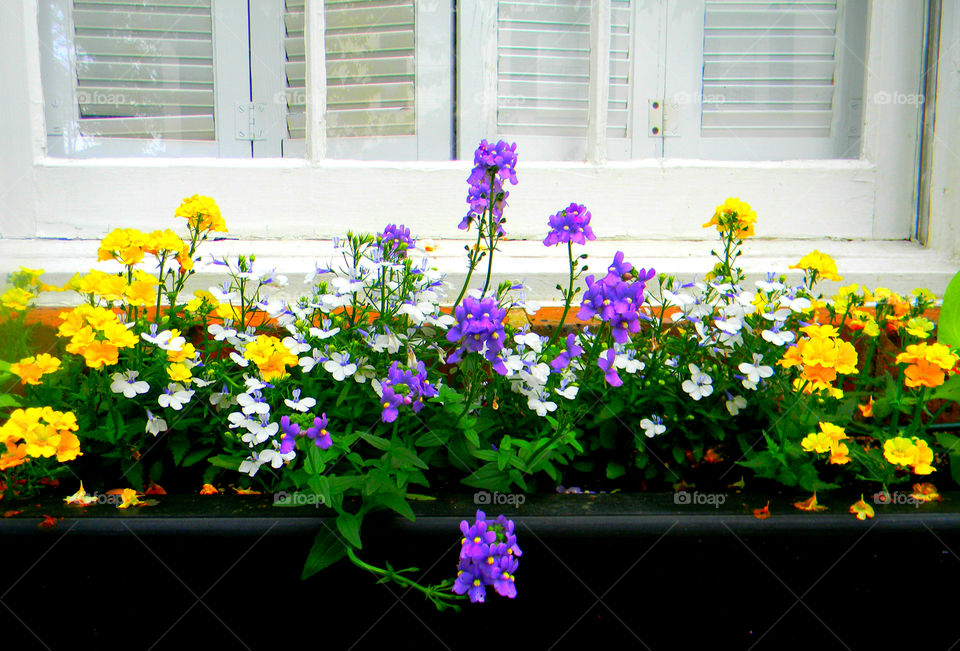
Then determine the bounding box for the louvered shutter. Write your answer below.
[70,0,216,141]
[495,0,631,158]
[701,0,839,138]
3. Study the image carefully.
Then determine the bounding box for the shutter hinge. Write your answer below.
[235,102,269,141]
[648,99,680,137]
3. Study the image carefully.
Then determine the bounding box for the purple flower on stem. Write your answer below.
[461,140,518,232]
[279,415,300,454]
[378,223,414,259]
[446,295,509,375]
[304,413,332,449]
[378,361,438,423]
[454,510,521,604]
[550,333,584,371]
[575,252,655,345]
[543,203,596,247]
[603,251,633,285]
[597,348,623,387]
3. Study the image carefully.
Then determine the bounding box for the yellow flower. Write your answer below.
[910,482,942,503]
[849,495,874,520]
[702,197,757,238]
[185,290,217,314]
[64,482,98,506]
[1,287,34,311]
[883,437,916,467]
[81,340,119,369]
[101,320,139,349]
[905,317,935,339]
[829,441,851,465]
[175,194,227,233]
[834,340,859,375]
[77,270,128,301]
[911,438,935,475]
[243,335,297,381]
[167,363,193,383]
[801,337,838,369]
[790,250,843,282]
[56,430,82,462]
[800,324,839,340]
[167,342,196,364]
[10,354,60,385]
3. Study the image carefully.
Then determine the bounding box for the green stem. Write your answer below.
[452,228,484,309]
[346,548,465,608]
[546,240,576,351]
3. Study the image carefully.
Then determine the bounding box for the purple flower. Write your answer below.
[454,511,520,603]
[603,251,633,285]
[446,295,509,375]
[543,203,596,248]
[378,361,438,423]
[550,333,584,371]
[597,348,623,387]
[378,223,414,259]
[575,252,655,346]
[304,413,332,449]
[279,415,300,454]
[461,140,518,232]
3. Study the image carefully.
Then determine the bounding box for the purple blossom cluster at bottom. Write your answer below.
[454,510,521,603]
[379,361,437,423]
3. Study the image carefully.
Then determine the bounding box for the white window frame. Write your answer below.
[3,1,957,269]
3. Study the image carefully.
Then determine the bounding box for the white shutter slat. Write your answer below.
[700,0,839,138]
[71,0,215,142]
[498,0,631,141]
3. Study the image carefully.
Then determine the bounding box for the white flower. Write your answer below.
[513,332,543,354]
[681,364,714,401]
[779,294,812,313]
[309,319,341,340]
[714,317,743,335]
[208,323,237,342]
[284,389,316,413]
[725,395,747,416]
[331,276,363,294]
[299,349,325,373]
[614,352,645,375]
[554,384,579,400]
[527,392,557,417]
[110,370,150,399]
[241,415,279,445]
[738,354,774,385]
[640,415,666,438]
[141,327,185,351]
[282,335,311,356]
[237,391,271,416]
[209,283,238,304]
[761,328,795,346]
[145,410,168,436]
[210,385,235,409]
[324,351,357,381]
[663,289,696,307]
[755,275,785,293]
[258,447,295,469]
[353,363,376,384]
[243,376,269,392]
[239,453,262,477]
[158,383,194,410]
[229,351,249,367]
[369,331,401,354]
[192,377,214,388]
[228,411,256,430]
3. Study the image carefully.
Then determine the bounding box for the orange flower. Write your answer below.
[753,501,771,520]
[200,484,219,495]
[794,494,828,512]
[56,431,82,462]
[117,488,143,509]
[904,359,945,388]
[11,354,60,385]
[857,397,874,418]
[81,340,119,368]
[144,483,167,496]
[0,442,27,471]
[849,495,874,520]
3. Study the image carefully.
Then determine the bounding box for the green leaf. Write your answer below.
[463,428,480,448]
[301,527,347,580]
[168,433,190,465]
[181,448,213,467]
[939,267,960,348]
[606,461,626,480]
[0,393,21,408]
[336,512,363,549]
[374,492,416,522]
[391,446,427,469]
[207,454,241,471]
[361,432,391,450]
[932,375,960,402]
[405,493,436,501]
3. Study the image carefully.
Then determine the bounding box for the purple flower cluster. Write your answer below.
[446,295,509,375]
[279,413,333,452]
[543,203,596,247]
[378,223,414,259]
[379,361,437,423]
[453,511,521,603]
[458,140,519,232]
[577,252,656,344]
[550,333,584,371]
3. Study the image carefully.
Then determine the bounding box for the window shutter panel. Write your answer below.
[496,0,630,138]
[71,0,215,140]
[701,0,839,138]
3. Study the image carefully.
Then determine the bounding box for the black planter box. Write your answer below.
[3,492,959,649]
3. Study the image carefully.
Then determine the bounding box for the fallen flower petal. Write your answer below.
[793,493,828,512]
[200,484,219,495]
[911,483,942,503]
[39,515,61,529]
[232,487,262,495]
[117,488,143,509]
[3,510,21,518]
[144,483,167,496]
[64,482,97,506]
[849,495,875,520]
[753,501,770,520]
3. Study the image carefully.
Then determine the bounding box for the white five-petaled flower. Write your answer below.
[779,294,812,313]
[158,383,194,410]
[210,384,235,409]
[282,335,311,356]
[208,323,237,342]
[738,354,774,386]
[640,415,666,438]
[513,332,543,354]
[229,351,249,368]
[239,453,262,477]
[761,327,795,346]
[614,352,645,375]
[258,442,295,469]
[324,351,357,381]
[145,410,168,436]
[714,317,743,335]
[527,392,557,417]
[554,384,579,400]
[284,388,317,413]
[237,391,271,416]
[299,349,325,373]
[681,364,714,401]
[141,327,185,351]
[725,395,748,416]
[309,319,341,340]
[110,370,150,399]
